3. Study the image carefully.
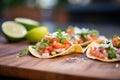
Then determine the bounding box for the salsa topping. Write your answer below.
[90,40,120,59]
[34,29,72,57]
[66,27,99,44]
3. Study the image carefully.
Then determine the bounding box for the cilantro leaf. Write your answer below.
[57,29,67,44]
[90,30,99,36]
[108,46,117,58]
[18,47,29,57]
[39,43,49,50]
[61,38,66,44]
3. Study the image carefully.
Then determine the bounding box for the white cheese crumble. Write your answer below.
[54,48,65,52]
[45,31,68,38]
[99,36,108,41]
[74,27,89,34]
[42,53,50,57]
[74,35,80,40]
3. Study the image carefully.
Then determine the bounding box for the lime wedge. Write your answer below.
[2,21,27,42]
[15,18,40,31]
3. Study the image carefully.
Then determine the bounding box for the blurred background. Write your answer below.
[0,0,120,37]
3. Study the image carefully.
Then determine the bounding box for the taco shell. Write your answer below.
[73,35,106,47]
[86,42,120,62]
[29,44,83,58]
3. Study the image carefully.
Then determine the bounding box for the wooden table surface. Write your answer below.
[0,36,120,80]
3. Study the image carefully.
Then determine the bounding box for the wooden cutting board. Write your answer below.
[0,36,120,80]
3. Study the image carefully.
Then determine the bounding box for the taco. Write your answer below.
[86,36,120,62]
[66,27,105,47]
[29,29,83,58]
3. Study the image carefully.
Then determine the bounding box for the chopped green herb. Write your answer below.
[106,41,110,44]
[39,43,49,50]
[57,29,62,33]
[80,33,88,42]
[113,35,118,38]
[43,39,50,45]
[61,38,66,44]
[32,46,36,49]
[117,41,120,46]
[18,47,29,57]
[91,30,99,36]
[108,46,117,58]
[57,29,67,44]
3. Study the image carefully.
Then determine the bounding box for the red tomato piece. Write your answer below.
[45,46,49,50]
[44,49,50,53]
[54,38,60,43]
[64,44,70,50]
[48,46,53,52]
[112,37,120,48]
[49,38,54,43]
[64,40,70,44]
[39,50,44,55]
[52,41,63,49]
[113,37,119,42]
[98,54,105,59]
[67,29,74,34]
[90,47,96,56]
[95,50,101,57]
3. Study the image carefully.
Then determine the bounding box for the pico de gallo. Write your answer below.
[32,29,72,57]
[89,38,120,60]
[66,27,99,44]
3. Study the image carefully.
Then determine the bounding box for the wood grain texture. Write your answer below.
[0,36,120,80]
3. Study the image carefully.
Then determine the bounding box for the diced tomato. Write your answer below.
[112,38,117,46]
[49,38,54,43]
[52,41,57,47]
[95,50,101,57]
[54,38,60,42]
[98,54,105,59]
[93,47,97,51]
[67,29,73,34]
[113,37,119,42]
[112,37,120,48]
[48,46,53,52]
[44,46,53,52]
[90,47,96,56]
[44,49,50,53]
[64,40,70,44]
[52,41,64,49]
[99,47,105,53]
[64,44,70,49]
[45,46,49,50]
[39,50,44,55]
[90,47,105,59]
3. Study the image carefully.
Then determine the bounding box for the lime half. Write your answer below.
[15,18,40,31]
[2,21,27,42]
[26,27,48,43]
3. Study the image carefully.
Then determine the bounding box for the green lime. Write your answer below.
[15,18,40,31]
[26,26,48,43]
[1,21,27,42]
